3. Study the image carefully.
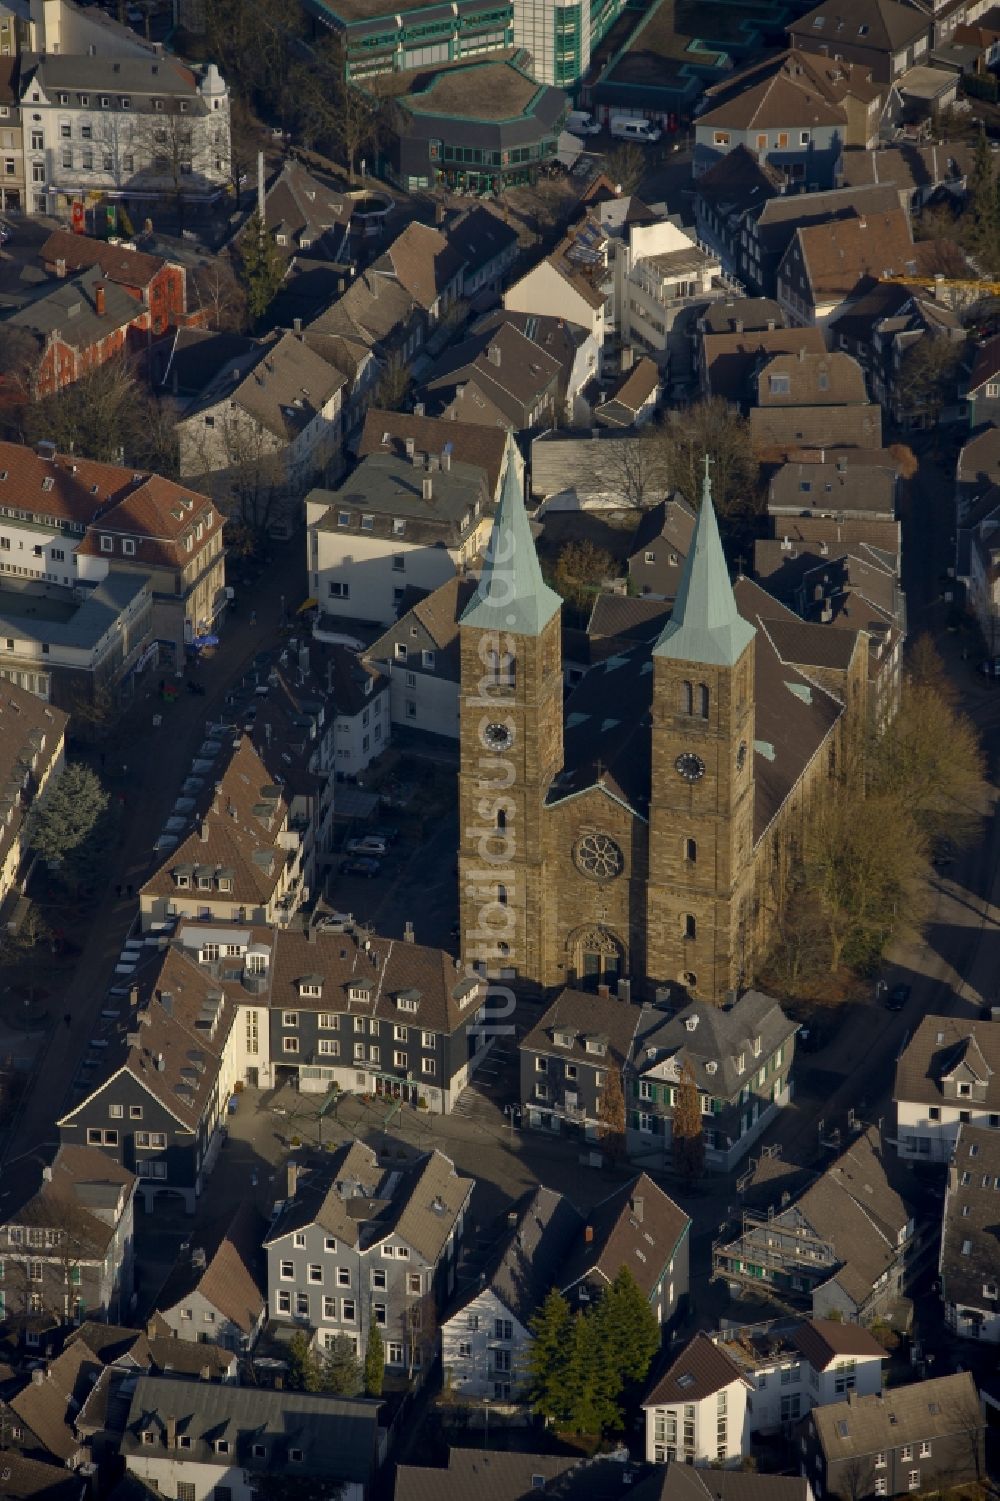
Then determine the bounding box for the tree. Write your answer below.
[597,1266,660,1389]
[190,254,249,334]
[649,400,761,517]
[563,1309,619,1435]
[0,326,41,403]
[606,143,645,196]
[596,1062,626,1161]
[286,1329,323,1392]
[897,335,967,427]
[322,1334,362,1396]
[29,764,108,868]
[867,679,986,846]
[607,432,669,509]
[547,539,615,620]
[528,1289,573,1424]
[363,1319,384,1397]
[237,212,285,325]
[965,128,1000,275]
[335,78,386,183]
[373,352,411,412]
[671,1060,705,1184]
[801,787,928,974]
[17,356,178,474]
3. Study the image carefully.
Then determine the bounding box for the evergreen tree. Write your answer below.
[286,1329,323,1392]
[239,212,285,323]
[564,1310,619,1436]
[322,1334,362,1396]
[363,1320,384,1397]
[598,1265,661,1388]
[29,763,108,865]
[671,1059,705,1184]
[528,1289,573,1424]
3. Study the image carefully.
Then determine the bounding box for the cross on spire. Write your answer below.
[702,452,714,503]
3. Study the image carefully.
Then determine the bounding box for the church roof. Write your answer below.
[460,458,562,638]
[652,468,756,668]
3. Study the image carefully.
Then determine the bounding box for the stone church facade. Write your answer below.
[458,462,860,1005]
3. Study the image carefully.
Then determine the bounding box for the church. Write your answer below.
[457,460,867,1005]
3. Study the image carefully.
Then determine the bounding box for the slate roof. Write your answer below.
[372,220,464,312]
[154,1201,266,1336]
[530,431,670,505]
[632,990,798,1102]
[394,1449,631,1501]
[797,1127,910,1307]
[752,184,902,260]
[769,461,896,517]
[595,357,660,427]
[140,735,292,911]
[0,1142,134,1260]
[0,1454,86,1501]
[367,576,477,685]
[627,493,696,600]
[838,140,976,193]
[121,1376,379,1482]
[180,329,346,441]
[358,407,509,498]
[6,263,146,349]
[632,1467,810,1501]
[643,1332,748,1406]
[266,1143,473,1264]
[789,0,930,54]
[311,450,490,549]
[787,208,916,301]
[969,335,1000,395]
[453,1186,583,1327]
[940,1123,1000,1314]
[755,352,869,406]
[444,204,518,280]
[521,987,643,1072]
[703,328,827,402]
[262,159,352,259]
[700,297,785,335]
[68,1322,237,1380]
[8,1342,101,1461]
[551,573,843,840]
[422,318,562,428]
[308,262,418,348]
[461,457,561,637]
[894,1015,1000,1110]
[760,615,861,671]
[694,147,783,219]
[811,1372,981,1461]
[559,1173,690,1301]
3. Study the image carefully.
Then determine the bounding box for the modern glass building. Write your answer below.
[513,0,629,87]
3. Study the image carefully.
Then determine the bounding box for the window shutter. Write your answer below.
[630,1110,640,1130]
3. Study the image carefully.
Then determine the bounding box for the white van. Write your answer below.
[610,115,662,143]
[566,110,600,136]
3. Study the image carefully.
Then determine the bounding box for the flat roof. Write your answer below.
[402,58,543,120]
[0,586,78,626]
[315,0,450,22]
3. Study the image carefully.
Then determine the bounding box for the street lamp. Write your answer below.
[503,1104,521,1141]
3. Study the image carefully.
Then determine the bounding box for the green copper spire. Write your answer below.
[460,457,562,637]
[653,457,756,667]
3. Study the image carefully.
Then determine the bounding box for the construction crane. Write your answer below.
[878,274,1000,293]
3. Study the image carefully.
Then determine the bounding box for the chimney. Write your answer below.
[31,1368,44,1386]
[632,1195,644,1223]
[42,1165,53,1182]
[422,476,433,502]
[734,319,743,334]
[404,921,414,943]
[435,200,445,225]
[487,343,501,367]
[287,1160,298,1199]
[55,257,66,278]
[618,978,632,1003]
[413,402,425,417]
[293,317,302,333]
[405,436,415,459]
[307,922,317,944]
[798,345,805,362]
[442,451,451,471]
[584,1224,594,1244]
[160,991,173,1016]
[199,820,210,842]
[95,282,106,317]
[129,984,139,1006]
[165,1415,176,1447]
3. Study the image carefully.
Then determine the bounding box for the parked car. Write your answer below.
[884,983,911,1011]
[370,825,401,846]
[315,911,353,932]
[610,115,662,143]
[346,835,389,856]
[566,110,601,136]
[342,856,381,879]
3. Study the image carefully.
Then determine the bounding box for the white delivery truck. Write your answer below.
[609,115,662,143]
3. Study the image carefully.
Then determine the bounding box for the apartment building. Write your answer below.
[938,1123,1000,1343]
[894,1014,1000,1161]
[0,679,66,906]
[264,1144,472,1368]
[642,1334,753,1466]
[152,1202,266,1352]
[0,55,24,211]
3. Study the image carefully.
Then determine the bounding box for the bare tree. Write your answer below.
[190,255,249,333]
[181,406,287,533]
[596,1062,626,1161]
[404,1288,438,1383]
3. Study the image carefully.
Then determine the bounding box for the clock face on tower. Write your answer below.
[482,721,514,751]
[675,751,706,783]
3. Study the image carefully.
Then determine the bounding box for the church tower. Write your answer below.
[646,463,757,1004]
[457,459,563,984]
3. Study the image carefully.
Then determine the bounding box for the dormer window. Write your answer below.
[737,1052,745,1072]
[349,984,372,1003]
[100,535,113,552]
[584,1037,606,1056]
[958,1082,972,1098]
[216,1440,230,1454]
[393,518,405,535]
[553,1029,575,1048]
[337,510,350,527]
[299,982,322,998]
[752,1036,761,1057]
[141,1430,156,1446]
